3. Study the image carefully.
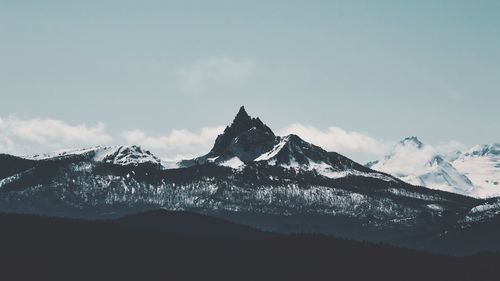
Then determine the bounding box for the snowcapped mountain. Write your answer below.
[0,106,498,254]
[368,137,500,198]
[181,106,396,181]
[368,137,475,195]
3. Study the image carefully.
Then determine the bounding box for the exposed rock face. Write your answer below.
[212,106,275,156]
[180,106,277,166]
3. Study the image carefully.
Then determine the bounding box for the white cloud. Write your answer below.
[0,116,112,155]
[375,141,436,176]
[0,114,470,170]
[435,140,467,157]
[371,138,467,176]
[121,126,225,159]
[179,56,255,93]
[124,124,390,162]
[278,123,390,160]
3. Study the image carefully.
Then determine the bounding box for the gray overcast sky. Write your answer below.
[1,0,499,161]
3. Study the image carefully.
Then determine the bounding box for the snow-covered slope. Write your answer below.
[256,135,396,181]
[465,197,500,222]
[369,138,500,198]
[24,145,164,168]
[25,147,105,160]
[369,137,476,196]
[452,144,500,198]
[94,145,163,167]
[416,156,474,194]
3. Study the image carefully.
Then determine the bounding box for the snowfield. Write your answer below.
[370,138,500,198]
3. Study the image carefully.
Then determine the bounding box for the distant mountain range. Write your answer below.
[368,137,500,198]
[0,106,499,254]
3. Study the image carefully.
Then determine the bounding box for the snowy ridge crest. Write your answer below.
[24,145,164,168]
[369,137,500,198]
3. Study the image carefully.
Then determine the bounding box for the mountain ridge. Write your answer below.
[369,137,500,198]
[178,106,403,184]
[0,106,497,255]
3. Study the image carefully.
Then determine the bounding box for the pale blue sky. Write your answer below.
[1,0,499,160]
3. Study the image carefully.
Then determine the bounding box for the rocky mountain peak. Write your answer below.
[467,144,500,157]
[400,136,424,149]
[180,106,278,166]
[95,145,162,167]
[210,106,276,159]
[233,106,252,124]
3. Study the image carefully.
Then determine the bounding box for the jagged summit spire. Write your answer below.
[209,106,275,157]
[179,106,279,166]
[234,106,251,123]
[224,106,273,136]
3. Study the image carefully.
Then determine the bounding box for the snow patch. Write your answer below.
[219,157,245,169]
[426,204,444,211]
[255,137,289,161]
